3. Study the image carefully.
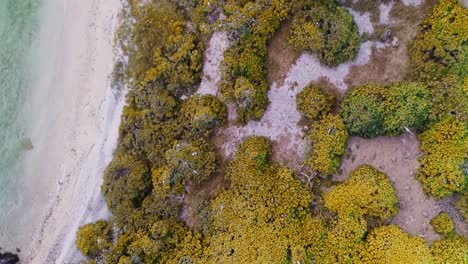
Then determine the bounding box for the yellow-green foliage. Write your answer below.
[76,220,111,258]
[310,212,367,263]
[119,89,180,167]
[105,220,204,264]
[233,76,268,121]
[179,94,227,137]
[361,225,433,263]
[340,83,386,137]
[427,75,468,124]
[296,84,334,120]
[340,82,432,137]
[165,139,217,184]
[220,0,293,122]
[325,165,398,220]
[305,114,348,174]
[127,0,204,96]
[456,191,468,220]
[384,82,432,135]
[289,1,360,66]
[430,212,455,237]
[151,166,185,198]
[417,117,468,198]
[101,152,151,213]
[207,136,326,263]
[431,234,468,264]
[409,0,468,81]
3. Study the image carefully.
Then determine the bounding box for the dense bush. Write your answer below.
[207,136,325,263]
[101,152,151,214]
[430,212,455,237]
[431,234,468,264]
[340,82,432,137]
[361,225,432,263]
[75,220,111,259]
[127,0,204,97]
[324,165,398,220]
[289,1,360,66]
[340,84,387,137]
[426,75,468,124]
[179,94,227,137]
[165,139,218,184]
[305,114,348,174]
[104,220,204,264]
[417,117,468,198]
[409,0,468,81]
[384,82,432,135]
[296,84,334,120]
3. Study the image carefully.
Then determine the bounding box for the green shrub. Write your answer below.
[384,82,432,135]
[289,2,360,66]
[430,212,455,237]
[305,114,348,174]
[179,94,227,137]
[101,152,151,213]
[340,84,387,137]
[233,76,268,122]
[324,165,399,220]
[426,75,468,124]
[296,84,334,120]
[361,225,433,263]
[409,0,468,81]
[417,117,468,198]
[76,220,111,258]
[127,0,204,97]
[340,82,432,137]
[165,139,217,184]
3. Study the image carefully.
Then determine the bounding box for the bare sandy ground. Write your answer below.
[17,0,122,263]
[335,134,467,243]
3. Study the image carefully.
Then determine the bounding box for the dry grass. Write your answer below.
[266,20,299,86]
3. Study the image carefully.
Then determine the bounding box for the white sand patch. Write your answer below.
[379,1,394,25]
[217,40,388,163]
[197,32,230,96]
[347,8,374,36]
[20,0,122,263]
[401,0,424,6]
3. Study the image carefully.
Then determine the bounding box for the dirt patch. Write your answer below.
[334,134,467,243]
[344,0,438,88]
[266,20,299,87]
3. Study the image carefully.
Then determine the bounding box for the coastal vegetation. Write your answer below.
[340,82,432,138]
[75,0,468,263]
[289,0,360,66]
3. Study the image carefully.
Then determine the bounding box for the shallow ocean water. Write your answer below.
[0,0,41,246]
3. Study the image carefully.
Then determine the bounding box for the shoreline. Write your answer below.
[15,0,122,262]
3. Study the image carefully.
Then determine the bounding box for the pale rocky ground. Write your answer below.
[196,0,467,242]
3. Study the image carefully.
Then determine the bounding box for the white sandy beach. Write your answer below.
[14,0,122,262]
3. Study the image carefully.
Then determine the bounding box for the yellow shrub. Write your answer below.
[324,165,398,220]
[430,212,455,237]
[361,225,433,263]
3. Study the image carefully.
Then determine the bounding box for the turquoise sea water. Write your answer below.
[0,0,41,231]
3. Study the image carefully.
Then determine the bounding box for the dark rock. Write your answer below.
[380,29,392,43]
[0,252,20,264]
